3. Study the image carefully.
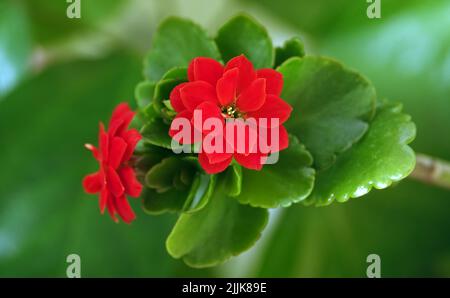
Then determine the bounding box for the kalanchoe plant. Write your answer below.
[83,14,416,268]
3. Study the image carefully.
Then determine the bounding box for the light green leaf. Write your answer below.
[215,14,274,68]
[166,177,269,268]
[162,67,188,81]
[278,56,376,170]
[144,17,221,81]
[223,163,242,197]
[236,135,315,208]
[183,173,216,213]
[135,81,155,109]
[0,0,32,97]
[275,37,305,67]
[306,102,416,206]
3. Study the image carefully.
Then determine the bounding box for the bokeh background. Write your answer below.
[0,0,449,277]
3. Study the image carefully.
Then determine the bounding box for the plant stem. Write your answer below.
[410,153,450,190]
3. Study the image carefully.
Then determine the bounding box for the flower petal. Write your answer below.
[109,137,128,169]
[192,101,223,134]
[236,78,266,112]
[257,68,283,96]
[99,123,109,162]
[198,152,232,174]
[216,68,239,106]
[180,81,218,111]
[188,57,224,85]
[82,172,102,194]
[169,110,194,144]
[247,95,292,127]
[224,55,256,93]
[109,103,135,136]
[169,82,188,113]
[259,125,289,153]
[100,186,108,214]
[118,166,143,198]
[234,152,267,170]
[106,198,118,223]
[112,195,136,224]
[121,129,142,161]
[84,143,100,160]
[106,166,125,198]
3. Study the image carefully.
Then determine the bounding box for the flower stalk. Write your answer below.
[410,153,450,190]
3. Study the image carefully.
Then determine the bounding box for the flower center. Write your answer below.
[222,104,244,119]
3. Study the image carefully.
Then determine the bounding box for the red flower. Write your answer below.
[169,55,292,174]
[82,103,143,223]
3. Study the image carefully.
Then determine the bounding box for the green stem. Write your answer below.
[410,153,450,190]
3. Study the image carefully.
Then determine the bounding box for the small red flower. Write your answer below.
[169,55,292,174]
[82,103,143,223]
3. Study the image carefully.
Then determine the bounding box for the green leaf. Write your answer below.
[306,102,416,206]
[275,37,305,67]
[0,0,32,97]
[141,117,175,150]
[153,78,185,117]
[223,163,243,197]
[162,67,188,81]
[144,17,221,81]
[142,187,188,215]
[183,173,216,213]
[166,177,269,268]
[215,14,274,68]
[278,56,376,170]
[145,157,195,192]
[235,135,315,208]
[135,81,155,109]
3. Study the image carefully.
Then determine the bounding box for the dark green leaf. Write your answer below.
[305,102,416,206]
[162,67,188,81]
[144,17,221,81]
[145,157,195,192]
[215,14,274,68]
[236,135,315,208]
[278,56,376,170]
[141,117,176,150]
[142,187,188,215]
[166,177,269,268]
[275,37,305,67]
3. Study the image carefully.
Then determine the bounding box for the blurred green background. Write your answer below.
[0,0,449,277]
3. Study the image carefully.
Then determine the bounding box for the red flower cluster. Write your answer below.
[169,55,292,174]
[82,103,142,223]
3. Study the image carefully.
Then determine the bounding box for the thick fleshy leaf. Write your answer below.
[274,37,305,67]
[142,187,188,215]
[215,14,274,69]
[134,81,155,109]
[145,157,195,192]
[162,67,188,81]
[305,102,416,206]
[235,135,315,208]
[144,17,221,81]
[153,78,185,117]
[223,163,242,197]
[141,117,174,150]
[166,176,269,268]
[0,0,31,97]
[182,173,216,213]
[278,56,376,170]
